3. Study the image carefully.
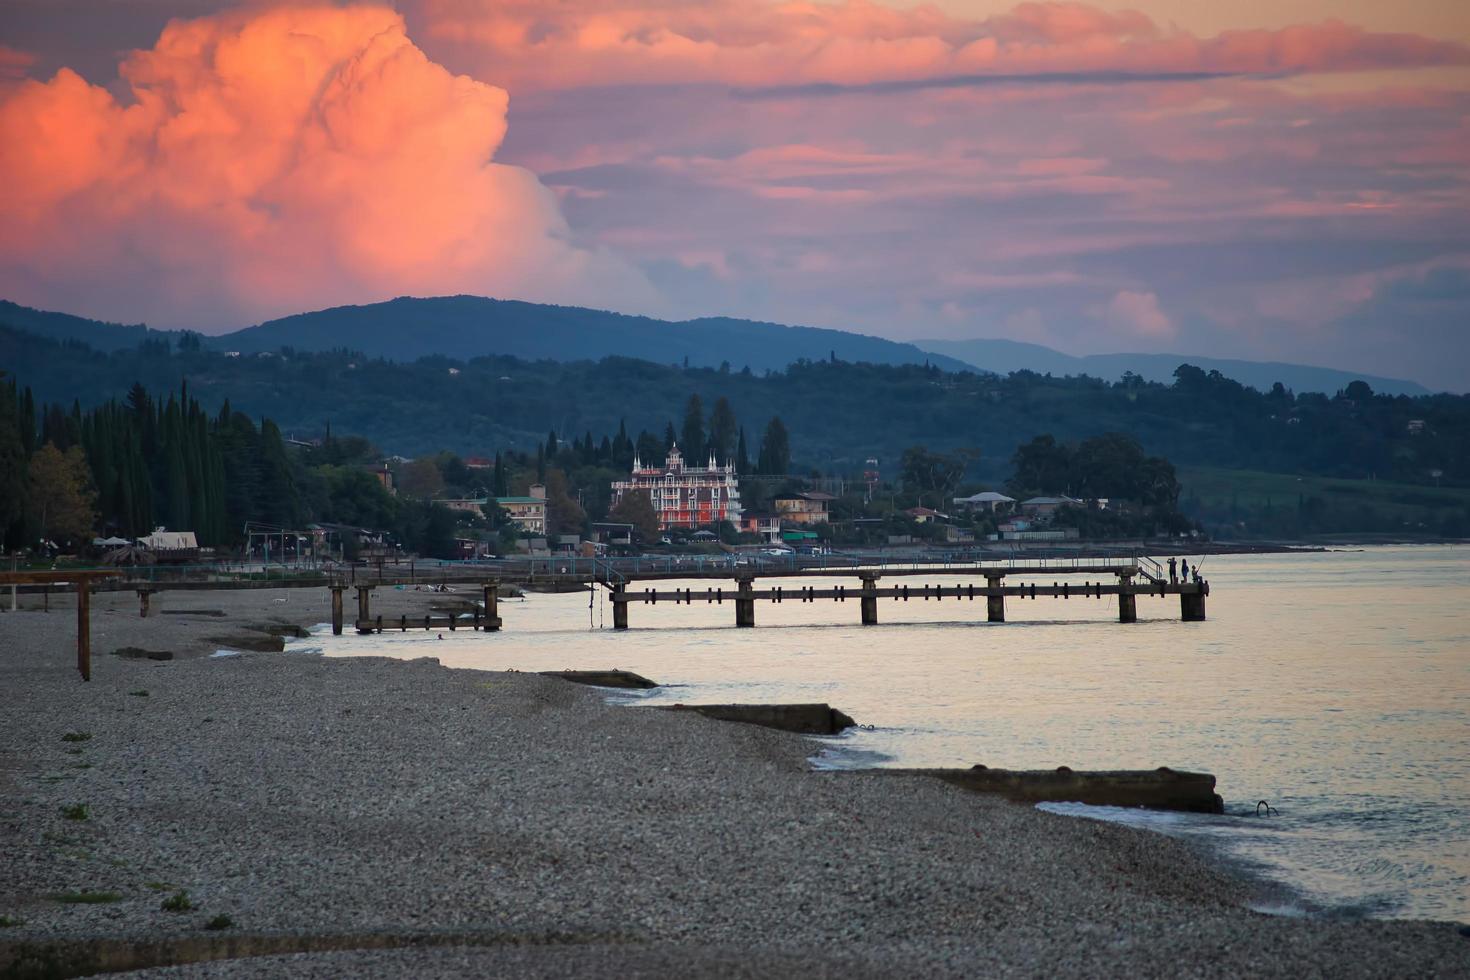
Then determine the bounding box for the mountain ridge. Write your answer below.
[915,337,1431,397]
[0,295,1431,395]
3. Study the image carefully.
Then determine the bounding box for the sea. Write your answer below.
[301,545,1470,923]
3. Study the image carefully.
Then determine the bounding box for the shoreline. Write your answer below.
[3,591,1469,976]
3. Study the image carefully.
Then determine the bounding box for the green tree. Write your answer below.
[708,396,738,464]
[542,468,586,535]
[397,457,445,498]
[756,417,790,475]
[608,488,659,541]
[27,443,97,548]
[0,377,26,547]
[681,394,705,460]
[899,446,965,509]
[1009,435,1071,496]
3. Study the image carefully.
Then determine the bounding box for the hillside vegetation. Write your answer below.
[2,325,1465,492]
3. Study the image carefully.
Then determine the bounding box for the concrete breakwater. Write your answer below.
[906,765,1226,814]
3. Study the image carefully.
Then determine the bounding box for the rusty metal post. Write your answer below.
[77,580,91,682]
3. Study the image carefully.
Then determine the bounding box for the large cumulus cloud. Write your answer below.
[0,4,654,329]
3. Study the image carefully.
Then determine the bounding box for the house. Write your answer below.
[903,506,946,523]
[441,496,489,515]
[494,484,548,534]
[1407,419,1426,434]
[952,491,1015,513]
[136,527,199,562]
[369,463,395,496]
[773,491,833,525]
[464,456,494,470]
[739,512,782,543]
[610,445,742,531]
[590,522,635,548]
[1019,495,1084,518]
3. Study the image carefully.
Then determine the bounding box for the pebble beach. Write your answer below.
[2,589,1468,977]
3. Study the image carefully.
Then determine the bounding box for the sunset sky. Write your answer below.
[1,1,1467,390]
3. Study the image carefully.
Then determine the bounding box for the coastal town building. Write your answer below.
[441,497,489,515]
[953,491,1014,513]
[773,491,834,525]
[495,484,548,534]
[739,512,782,543]
[610,445,742,530]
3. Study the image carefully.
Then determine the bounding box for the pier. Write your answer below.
[606,562,1207,629]
[8,554,1208,666]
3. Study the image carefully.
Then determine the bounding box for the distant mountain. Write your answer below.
[0,300,156,352]
[214,295,976,374]
[915,337,1431,397]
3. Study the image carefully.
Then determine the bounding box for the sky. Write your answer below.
[1,1,1467,391]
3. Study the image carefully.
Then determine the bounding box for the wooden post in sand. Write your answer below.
[330,586,345,636]
[77,580,91,682]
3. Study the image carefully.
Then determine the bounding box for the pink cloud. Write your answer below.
[408,0,1470,92]
[0,4,653,329]
[1103,290,1174,339]
[0,45,34,82]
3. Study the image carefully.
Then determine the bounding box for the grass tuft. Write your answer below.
[0,915,23,927]
[52,891,121,905]
[160,890,193,912]
[61,732,92,743]
[60,803,90,821]
[204,913,235,930]
[128,689,150,697]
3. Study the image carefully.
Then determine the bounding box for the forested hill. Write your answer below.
[918,337,1433,397]
[217,296,978,373]
[0,300,157,352]
[3,323,1466,489]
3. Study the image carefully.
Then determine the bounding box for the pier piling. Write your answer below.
[330,587,345,636]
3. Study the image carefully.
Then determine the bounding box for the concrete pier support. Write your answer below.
[860,574,879,625]
[355,586,372,630]
[985,575,1005,623]
[1118,574,1137,623]
[482,582,501,632]
[330,587,345,636]
[735,579,756,628]
[137,589,153,618]
[612,596,629,630]
[1181,588,1206,621]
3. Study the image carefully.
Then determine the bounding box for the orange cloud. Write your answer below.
[0,45,34,80]
[0,4,652,328]
[409,0,1470,92]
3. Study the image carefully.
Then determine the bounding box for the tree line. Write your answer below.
[5,323,1465,493]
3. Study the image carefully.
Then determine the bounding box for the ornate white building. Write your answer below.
[611,445,742,530]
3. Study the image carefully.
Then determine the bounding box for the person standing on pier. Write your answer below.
[1180,559,1190,582]
[1168,557,1178,583]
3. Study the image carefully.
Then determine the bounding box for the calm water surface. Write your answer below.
[314,545,1469,922]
